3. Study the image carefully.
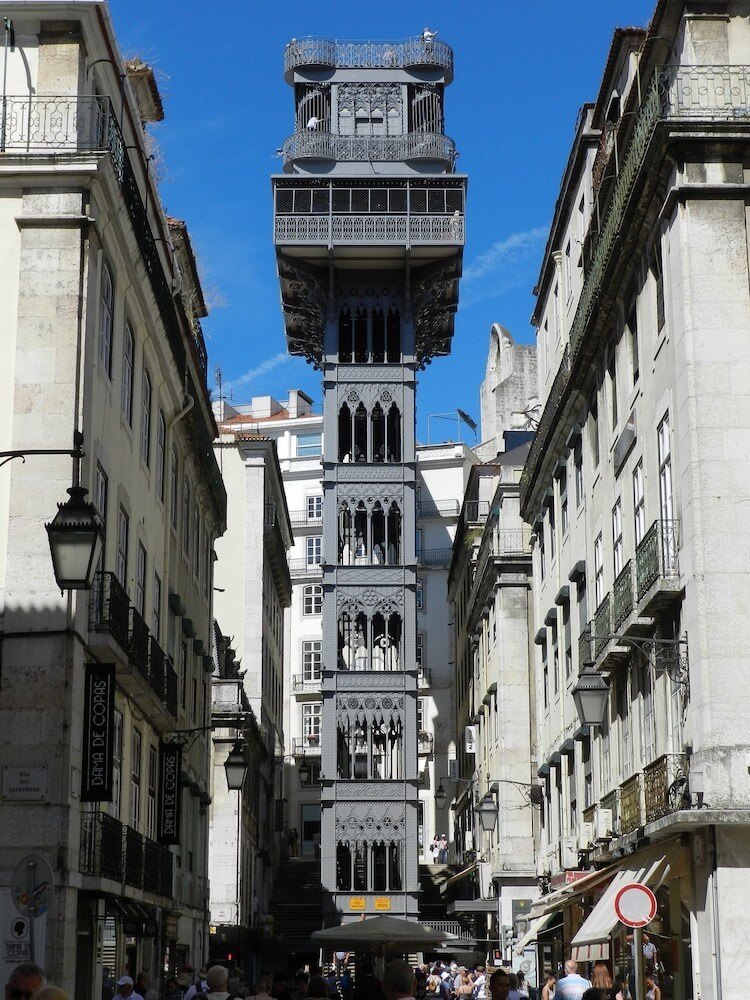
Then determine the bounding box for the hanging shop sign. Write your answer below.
[158,743,182,845]
[81,663,115,802]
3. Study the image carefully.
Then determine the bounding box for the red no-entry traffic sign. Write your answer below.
[614,882,657,928]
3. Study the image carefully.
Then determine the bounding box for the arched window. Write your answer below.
[387,307,401,362]
[354,307,368,363]
[338,610,402,670]
[371,403,385,463]
[354,403,368,462]
[338,403,352,462]
[339,307,353,362]
[337,845,352,889]
[387,403,402,462]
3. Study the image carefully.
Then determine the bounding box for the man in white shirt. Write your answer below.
[205,967,231,1000]
[554,961,591,1000]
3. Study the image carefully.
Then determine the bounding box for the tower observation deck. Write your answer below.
[273,34,465,922]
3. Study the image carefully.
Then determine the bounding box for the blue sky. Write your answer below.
[109,0,653,444]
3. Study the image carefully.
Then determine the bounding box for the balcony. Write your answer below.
[125,826,144,888]
[80,811,124,881]
[613,561,634,630]
[292,673,322,694]
[417,499,460,519]
[283,36,454,82]
[418,731,434,755]
[619,773,644,835]
[289,558,323,578]
[129,608,150,681]
[90,571,130,652]
[418,547,453,568]
[644,753,688,824]
[143,837,162,894]
[149,637,166,700]
[578,627,592,667]
[462,500,490,525]
[600,789,619,835]
[288,509,323,530]
[636,519,681,609]
[293,735,321,755]
[593,595,612,659]
[282,131,457,169]
[521,65,750,515]
[165,659,179,719]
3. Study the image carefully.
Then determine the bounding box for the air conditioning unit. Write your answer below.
[535,855,550,878]
[560,836,579,870]
[579,822,595,849]
[596,807,613,841]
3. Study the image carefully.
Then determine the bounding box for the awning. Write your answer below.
[448,898,498,914]
[514,911,558,954]
[570,849,675,961]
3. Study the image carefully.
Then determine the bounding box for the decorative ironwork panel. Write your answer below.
[644,753,688,823]
[283,131,456,166]
[636,519,680,599]
[334,800,406,846]
[613,560,634,629]
[90,571,130,651]
[124,827,144,888]
[336,693,404,727]
[619,773,643,834]
[593,594,612,657]
[336,586,404,616]
[284,36,454,78]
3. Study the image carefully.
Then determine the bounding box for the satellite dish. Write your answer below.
[11,855,55,918]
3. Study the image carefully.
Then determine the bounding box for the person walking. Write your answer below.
[114,977,144,1000]
[204,969,232,1000]
[554,963,590,1000]
[540,973,555,1000]
[589,966,616,1000]
[438,834,449,864]
[644,977,660,1000]
[4,963,45,1000]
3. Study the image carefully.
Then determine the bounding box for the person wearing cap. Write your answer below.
[114,977,144,1000]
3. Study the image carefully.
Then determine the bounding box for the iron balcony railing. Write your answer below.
[80,811,124,881]
[417,498,460,519]
[129,607,150,680]
[418,547,453,568]
[149,636,166,700]
[636,519,680,600]
[418,731,434,755]
[613,560,634,629]
[284,36,454,80]
[288,509,323,529]
[644,753,688,823]
[292,674,322,692]
[90,571,130,651]
[293,735,321,754]
[165,658,178,718]
[289,558,323,577]
[426,919,468,940]
[593,594,612,658]
[282,131,456,167]
[143,836,162,894]
[619,773,644,835]
[160,844,174,897]
[124,826,144,888]
[275,212,464,247]
[521,64,750,511]
[578,627,592,667]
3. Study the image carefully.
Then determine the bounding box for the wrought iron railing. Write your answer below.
[644,752,688,823]
[129,607,150,680]
[143,836,162,893]
[149,636,166,700]
[0,94,111,153]
[418,547,453,567]
[288,510,323,528]
[613,560,634,629]
[283,131,456,166]
[275,213,464,246]
[462,500,490,524]
[601,788,619,833]
[124,826,144,888]
[165,658,178,718]
[289,558,323,577]
[292,674,322,692]
[292,735,321,754]
[582,802,597,827]
[90,571,130,651]
[417,499,460,519]
[636,519,680,599]
[521,65,750,512]
[619,773,643,834]
[426,919,468,940]
[578,627,592,667]
[593,594,612,657]
[160,845,174,897]
[284,36,454,79]
[418,731,434,754]
[80,811,124,881]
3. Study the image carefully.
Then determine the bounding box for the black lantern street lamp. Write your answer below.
[435,781,447,808]
[298,760,311,786]
[572,661,611,727]
[476,794,498,833]
[223,741,248,791]
[45,484,103,590]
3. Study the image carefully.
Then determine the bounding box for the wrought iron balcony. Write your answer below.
[636,519,680,601]
[593,594,612,658]
[522,65,750,514]
[124,826,144,888]
[462,500,490,524]
[293,735,321,755]
[613,560,634,630]
[160,844,174,897]
[417,499,460,519]
[418,731,434,755]
[0,94,113,153]
[149,636,166,700]
[578,627,592,667]
[283,36,454,82]
[90,571,130,651]
[165,658,178,718]
[288,509,323,529]
[644,753,689,824]
[80,811,124,881]
[292,673,322,693]
[275,212,464,247]
[619,773,644,835]
[282,131,456,168]
[289,558,323,577]
[418,547,453,568]
[143,836,162,894]
[129,607,150,680]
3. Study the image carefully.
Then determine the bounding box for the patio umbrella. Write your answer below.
[312,914,458,955]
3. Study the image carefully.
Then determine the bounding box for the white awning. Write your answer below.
[514,911,558,955]
[570,851,674,961]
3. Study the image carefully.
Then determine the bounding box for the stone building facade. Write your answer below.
[273,35,465,919]
[520,2,750,993]
[0,3,225,995]
[477,325,539,462]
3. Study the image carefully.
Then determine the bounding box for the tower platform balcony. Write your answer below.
[284,36,454,83]
[281,131,457,171]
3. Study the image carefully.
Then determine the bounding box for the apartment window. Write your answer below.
[180,641,188,709]
[628,303,640,386]
[643,660,656,762]
[130,729,142,829]
[147,745,158,839]
[121,323,134,423]
[140,370,152,466]
[541,320,549,375]
[116,506,129,588]
[548,503,556,562]
[303,703,321,746]
[553,283,560,340]
[568,757,577,832]
[99,260,114,376]
[575,445,583,507]
[563,601,572,679]
[582,735,593,808]
[156,411,166,502]
[577,576,588,652]
[612,500,623,577]
[307,495,323,521]
[204,531,212,598]
[577,194,586,242]
[652,241,665,332]
[551,621,559,694]
[152,572,162,641]
[191,677,198,723]
[302,640,322,681]
[618,672,631,778]
[416,633,424,671]
[633,461,645,544]
[94,464,108,522]
[303,585,322,615]
[609,351,618,431]
[183,477,191,554]
[417,698,425,733]
[601,699,611,792]
[415,528,423,557]
[194,511,201,578]
[542,640,549,709]
[564,241,572,302]
[306,536,322,566]
[594,533,604,607]
[559,466,569,534]
[589,393,600,469]
[658,413,673,522]
[297,433,322,457]
[135,542,146,616]
[537,525,546,580]
[170,448,179,528]
[416,577,424,611]
[112,709,123,817]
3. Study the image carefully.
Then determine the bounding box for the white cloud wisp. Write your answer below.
[461,226,548,308]
[224,351,291,392]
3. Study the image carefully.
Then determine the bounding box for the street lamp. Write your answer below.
[45,484,103,590]
[572,661,611,727]
[435,781,447,808]
[298,760,311,786]
[224,740,248,790]
[476,794,498,833]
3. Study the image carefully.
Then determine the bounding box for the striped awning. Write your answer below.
[514,911,558,954]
